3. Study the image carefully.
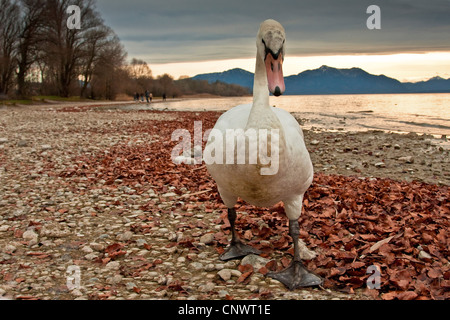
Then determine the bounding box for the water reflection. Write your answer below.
[99,93,450,136]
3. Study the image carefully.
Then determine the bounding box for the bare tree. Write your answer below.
[129,58,152,79]
[42,0,104,97]
[128,58,153,94]
[16,0,46,97]
[79,25,113,98]
[0,0,20,96]
[89,34,127,100]
[155,73,177,97]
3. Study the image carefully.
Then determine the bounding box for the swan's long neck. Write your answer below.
[252,52,270,108]
[246,48,279,129]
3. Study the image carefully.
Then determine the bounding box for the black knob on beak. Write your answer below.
[273,86,282,97]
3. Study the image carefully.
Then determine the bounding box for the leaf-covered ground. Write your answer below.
[56,108,449,300]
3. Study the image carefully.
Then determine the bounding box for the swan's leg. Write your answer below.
[267,219,322,290]
[220,208,261,261]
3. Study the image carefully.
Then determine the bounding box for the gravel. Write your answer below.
[2,102,447,300]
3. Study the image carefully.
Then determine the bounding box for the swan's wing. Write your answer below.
[211,104,252,131]
[272,107,305,139]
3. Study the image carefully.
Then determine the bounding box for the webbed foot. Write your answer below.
[220,241,261,261]
[267,260,322,290]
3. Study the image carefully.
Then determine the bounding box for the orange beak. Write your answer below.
[265,52,285,96]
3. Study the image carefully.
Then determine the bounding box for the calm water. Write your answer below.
[107,93,450,136]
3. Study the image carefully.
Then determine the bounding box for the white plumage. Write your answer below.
[206,103,313,220]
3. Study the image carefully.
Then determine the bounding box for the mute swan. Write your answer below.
[205,19,322,289]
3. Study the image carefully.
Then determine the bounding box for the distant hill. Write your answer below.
[192,68,254,90]
[284,65,405,94]
[403,76,450,93]
[191,66,450,95]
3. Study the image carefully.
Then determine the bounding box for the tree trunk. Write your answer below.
[17,47,29,98]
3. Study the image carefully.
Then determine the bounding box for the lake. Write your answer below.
[106,93,450,136]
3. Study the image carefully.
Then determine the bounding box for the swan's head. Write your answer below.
[257,19,286,97]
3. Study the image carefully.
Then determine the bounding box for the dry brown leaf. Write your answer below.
[369,235,395,253]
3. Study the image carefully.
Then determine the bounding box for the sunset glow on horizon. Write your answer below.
[149,51,450,83]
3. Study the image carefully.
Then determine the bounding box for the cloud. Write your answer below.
[95,0,450,63]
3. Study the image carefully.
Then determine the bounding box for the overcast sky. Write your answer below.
[95,0,450,80]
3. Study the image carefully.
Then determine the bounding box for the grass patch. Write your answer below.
[0,99,33,106]
[0,95,94,106]
[33,95,88,102]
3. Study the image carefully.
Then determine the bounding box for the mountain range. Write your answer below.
[192,66,450,95]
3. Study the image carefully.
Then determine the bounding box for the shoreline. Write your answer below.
[3,96,450,137]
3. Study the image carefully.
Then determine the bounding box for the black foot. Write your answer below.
[220,242,261,261]
[268,260,322,290]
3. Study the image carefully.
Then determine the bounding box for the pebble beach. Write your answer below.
[0,101,448,300]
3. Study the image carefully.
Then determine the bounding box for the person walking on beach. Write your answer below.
[149,92,153,103]
[162,93,167,101]
[145,90,150,103]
